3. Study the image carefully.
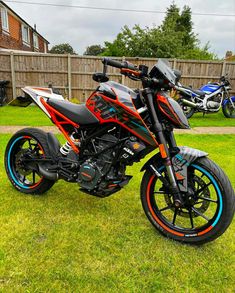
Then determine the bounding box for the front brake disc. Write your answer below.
[164,175,211,218]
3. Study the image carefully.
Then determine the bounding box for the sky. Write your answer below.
[3,0,235,58]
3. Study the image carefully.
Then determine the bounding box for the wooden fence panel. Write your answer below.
[0,52,234,103]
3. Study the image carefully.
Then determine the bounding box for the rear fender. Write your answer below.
[46,132,61,160]
[141,146,208,192]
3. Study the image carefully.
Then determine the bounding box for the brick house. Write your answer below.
[0,1,49,53]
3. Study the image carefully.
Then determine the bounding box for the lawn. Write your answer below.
[0,134,234,292]
[0,105,235,128]
[0,106,53,127]
[188,111,235,128]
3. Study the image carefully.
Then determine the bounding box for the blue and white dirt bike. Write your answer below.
[175,75,235,118]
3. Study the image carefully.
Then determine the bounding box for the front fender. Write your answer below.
[141,146,208,172]
[141,146,208,192]
[222,96,235,106]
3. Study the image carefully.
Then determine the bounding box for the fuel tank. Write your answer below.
[86,81,158,146]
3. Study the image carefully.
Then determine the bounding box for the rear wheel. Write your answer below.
[178,98,195,118]
[222,99,235,118]
[5,128,55,195]
[141,157,235,244]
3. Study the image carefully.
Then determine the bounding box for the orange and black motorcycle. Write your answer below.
[5,58,235,244]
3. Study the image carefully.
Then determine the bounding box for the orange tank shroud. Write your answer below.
[86,84,158,147]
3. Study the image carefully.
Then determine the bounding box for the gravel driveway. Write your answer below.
[0,126,235,134]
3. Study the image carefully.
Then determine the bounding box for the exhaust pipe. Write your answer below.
[181,99,197,108]
[38,165,59,181]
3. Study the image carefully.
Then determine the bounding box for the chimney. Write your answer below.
[225,51,232,59]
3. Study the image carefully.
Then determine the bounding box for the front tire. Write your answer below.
[222,99,235,118]
[5,128,55,195]
[141,157,235,244]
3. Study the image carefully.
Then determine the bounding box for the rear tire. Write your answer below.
[141,157,235,244]
[178,98,195,118]
[5,128,55,195]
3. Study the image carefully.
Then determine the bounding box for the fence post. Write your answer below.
[121,56,125,85]
[10,52,16,99]
[68,54,72,100]
[221,60,226,76]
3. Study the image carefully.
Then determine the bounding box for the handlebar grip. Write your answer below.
[102,58,123,69]
[102,58,138,71]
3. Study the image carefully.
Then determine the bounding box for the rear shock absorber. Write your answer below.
[60,133,80,156]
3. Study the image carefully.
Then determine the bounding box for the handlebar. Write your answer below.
[102,58,138,71]
[101,58,171,89]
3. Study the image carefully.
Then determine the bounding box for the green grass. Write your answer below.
[0,106,53,126]
[188,111,235,128]
[0,106,235,127]
[0,134,234,292]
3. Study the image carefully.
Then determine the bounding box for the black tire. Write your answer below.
[5,128,55,195]
[222,99,235,118]
[141,157,235,245]
[178,98,195,119]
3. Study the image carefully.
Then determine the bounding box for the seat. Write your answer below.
[182,86,205,97]
[47,99,99,125]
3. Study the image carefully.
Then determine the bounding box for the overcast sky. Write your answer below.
[4,0,235,57]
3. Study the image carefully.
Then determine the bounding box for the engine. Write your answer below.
[206,94,222,109]
[77,133,146,197]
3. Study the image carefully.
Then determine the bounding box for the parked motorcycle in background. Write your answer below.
[175,75,235,118]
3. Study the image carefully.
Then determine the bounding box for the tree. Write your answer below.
[102,3,216,60]
[49,43,77,55]
[83,45,105,56]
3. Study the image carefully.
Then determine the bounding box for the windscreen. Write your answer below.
[150,59,177,85]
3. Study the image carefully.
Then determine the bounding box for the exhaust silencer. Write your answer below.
[181,99,197,108]
[38,165,59,181]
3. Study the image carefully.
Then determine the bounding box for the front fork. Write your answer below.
[144,88,183,207]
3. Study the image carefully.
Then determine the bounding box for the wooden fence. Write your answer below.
[0,51,235,102]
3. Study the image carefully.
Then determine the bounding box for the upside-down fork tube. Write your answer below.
[143,88,183,206]
[40,97,80,154]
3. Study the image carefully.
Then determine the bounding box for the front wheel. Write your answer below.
[141,157,235,244]
[222,98,235,118]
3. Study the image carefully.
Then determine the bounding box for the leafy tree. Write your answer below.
[83,45,105,56]
[181,43,217,60]
[102,3,216,60]
[49,43,77,55]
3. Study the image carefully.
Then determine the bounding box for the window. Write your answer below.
[33,33,39,49]
[1,7,9,32]
[22,24,30,45]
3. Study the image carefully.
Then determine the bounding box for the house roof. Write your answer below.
[0,0,49,44]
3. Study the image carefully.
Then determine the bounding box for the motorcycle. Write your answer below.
[5,58,235,245]
[175,75,235,118]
